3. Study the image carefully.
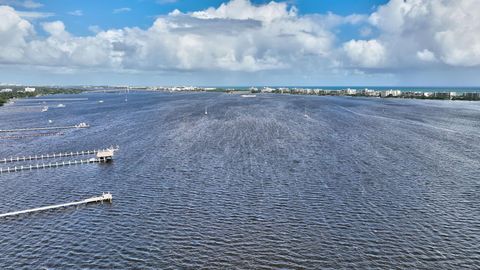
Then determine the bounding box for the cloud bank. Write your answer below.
[0,0,479,84]
[354,0,480,69]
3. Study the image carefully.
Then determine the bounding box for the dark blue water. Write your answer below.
[217,86,480,92]
[0,92,479,269]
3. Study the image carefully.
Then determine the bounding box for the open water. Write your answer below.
[0,92,479,269]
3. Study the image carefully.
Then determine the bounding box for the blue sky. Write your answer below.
[33,0,388,36]
[0,0,479,86]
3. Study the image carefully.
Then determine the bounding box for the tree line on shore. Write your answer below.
[0,88,83,106]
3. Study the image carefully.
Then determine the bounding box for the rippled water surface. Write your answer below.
[0,92,479,269]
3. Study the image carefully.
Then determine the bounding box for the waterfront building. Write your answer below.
[278,88,289,94]
[381,90,402,97]
[346,88,357,95]
[433,92,450,99]
[362,88,379,97]
[261,87,274,93]
[464,92,480,100]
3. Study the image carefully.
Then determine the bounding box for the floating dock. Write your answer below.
[0,193,112,218]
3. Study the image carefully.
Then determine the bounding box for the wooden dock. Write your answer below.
[0,146,119,173]
[0,148,113,164]
[0,193,112,218]
[0,158,103,173]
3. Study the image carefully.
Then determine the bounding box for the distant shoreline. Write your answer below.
[2,86,480,103]
[0,88,84,107]
[120,86,480,101]
[249,88,480,101]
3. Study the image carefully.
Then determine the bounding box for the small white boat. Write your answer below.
[41,106,49,112]
[48,120,53,124]
[98,100,104,103]
[75,122,89,128]
[57,104,66,108]
[241,94,257,98]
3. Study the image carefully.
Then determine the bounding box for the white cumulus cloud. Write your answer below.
[0,5,34,63]
[362,0,480,68]
[343,39,386,68]
[1,0,480,83]
[417,49,436,62]
[0,1,338,73]
[191,0,297,22]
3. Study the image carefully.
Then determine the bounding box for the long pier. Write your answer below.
[0,148,111,163]
[0,158,105,173]
[0,193,112,218]
[0,146,119,173]
[0,124,89,133]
